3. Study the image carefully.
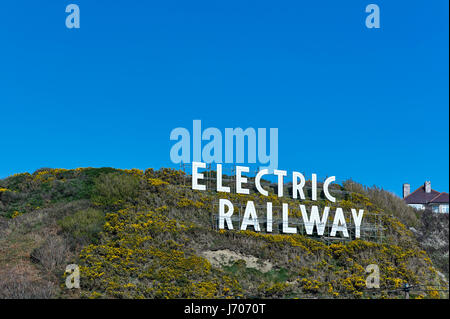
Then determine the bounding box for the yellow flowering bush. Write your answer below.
[147,178,169,187]
[177,197,205,209]
[78,207,242,298]
[11,211,23,218]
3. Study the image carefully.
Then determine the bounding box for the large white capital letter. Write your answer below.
[236,166,250,194]
[330,208,349,238]
[255,169,269,196]
[219,199,234,229]
[351,209,364,238]
[323,176,336,202]
[192,162,206,191]
[241,201,261,231]
[216,164,230,193]
[292,172,306,200]
[282,203,296,234]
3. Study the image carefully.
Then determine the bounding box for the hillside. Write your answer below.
[0,167,448,299]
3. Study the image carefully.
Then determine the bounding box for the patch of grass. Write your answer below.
[223,260,290,283]
[265,267,290,282]
[58,208,104,244]
[91,173,140,208]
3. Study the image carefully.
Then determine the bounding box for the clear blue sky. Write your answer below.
[0,0,448,196]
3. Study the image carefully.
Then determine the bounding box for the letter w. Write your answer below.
[300,205,330,236]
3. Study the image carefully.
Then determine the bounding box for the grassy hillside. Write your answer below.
[0,167,447,299]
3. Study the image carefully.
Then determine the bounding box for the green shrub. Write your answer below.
[91,173,140,208]
[59,208,105,244]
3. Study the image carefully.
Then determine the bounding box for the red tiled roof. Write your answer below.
[429,192,449,204]
[404,186,440,205]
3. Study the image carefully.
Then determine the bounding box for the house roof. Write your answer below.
[404,185,441,205]
[429,192,449,204]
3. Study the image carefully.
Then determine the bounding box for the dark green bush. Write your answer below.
[58,208,105,244]
[91,173,140,208]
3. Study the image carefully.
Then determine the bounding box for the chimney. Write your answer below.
[403,183,410,198]
[425,181,431,193]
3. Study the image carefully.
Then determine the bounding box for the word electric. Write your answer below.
[191,162,365,239]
